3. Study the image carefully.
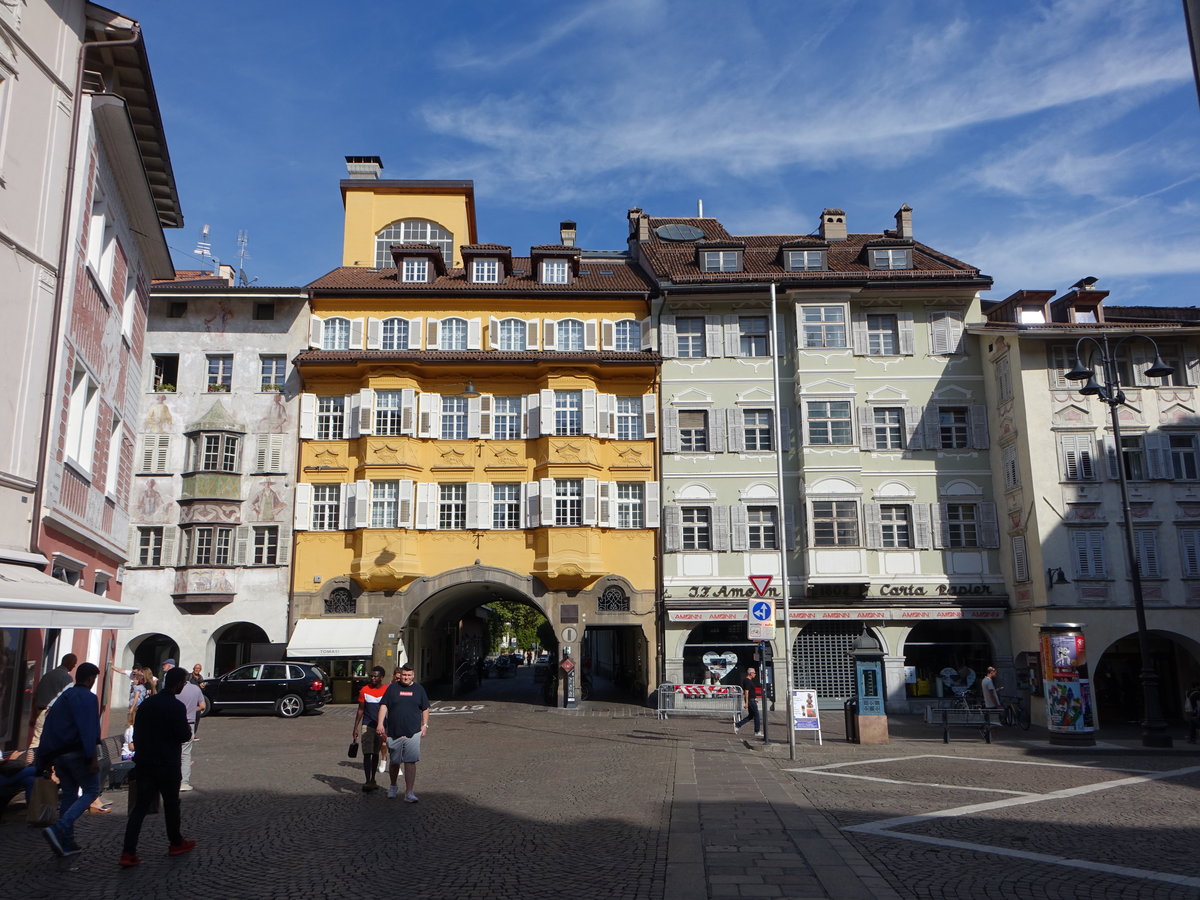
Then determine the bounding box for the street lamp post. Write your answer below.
[1064,332,1174,748]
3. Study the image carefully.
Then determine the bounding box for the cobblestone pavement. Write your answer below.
[1,672,1197,900]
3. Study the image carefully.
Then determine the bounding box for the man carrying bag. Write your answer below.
[34,662,101,856]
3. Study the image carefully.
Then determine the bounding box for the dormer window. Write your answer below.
[870,248,912,270]
[1018,305,1046,324]
[473,259,499,283]
[786,250,826,272]
[542,259,569,284]
[402,258,429,282]
[702,250,741,273]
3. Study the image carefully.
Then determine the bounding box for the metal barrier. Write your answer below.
[656,683,744,720]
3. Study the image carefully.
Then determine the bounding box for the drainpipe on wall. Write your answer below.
[29,20,143,557]
[652,288,666,687]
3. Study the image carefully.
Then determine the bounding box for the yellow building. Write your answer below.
[291,158,659,701]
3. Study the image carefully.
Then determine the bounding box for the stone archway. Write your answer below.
[1093,629,1200,727]
[210,621,271,676]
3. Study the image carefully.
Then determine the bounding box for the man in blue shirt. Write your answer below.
[35,662,100,857]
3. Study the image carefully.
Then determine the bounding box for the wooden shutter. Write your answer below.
[398,480,414,528]
[662,407,680,453]
[366,317,382,350]
[905,406,924,451]
[642,394,657,438]
[140,434,170,472]
[525,319,540,350]
[1011,535,1029,583]
[713,505,731,551]
[400,388,417,436]
[524,482,540,528]
[309,315,324,349]
[466,482,491,530]
[582,478,599,526]
[354,480,371,528]
[598,481,615,528]
[345,393,359,438]
[582,389,598,435]
[407,317,424,349]
[1146,432,1172,479]
[709,408,726,453]
[662,504,682,553]
[601,319,615,351]
[540,477,555,526]
[897,311,915,355]
[489,317,500,350]
[970,405,989,449]
[723,315,740,357]
[414,483,433,529]
[293,483,312,530]
[425,318,440,349]
[640,316,653,350]
[584,319,598,351]
[913,504,932,549]
[978,501,999,548]
[418,393,441,438]
[850,312,869,355]
[275,527,291,566]
[705,316,723,357]
[539,389,555,436]
[542,319,557,350]
[1104,434,1120,480]
[467,318,482,350]
[254,434,284,473]
[358,389,375,435]
[644,483,661,528]
[922,406,941,450]
[349,318,365,350]
[596,394,615,439]
[726,408,745,452]
[864,503,883,549]
[160,526,177,566]
[858,406,876,450]
[659,316,677,357]
[526,393,541,438]
[299,393,316,440]
[931,503,948,549]
[730,505,748,551]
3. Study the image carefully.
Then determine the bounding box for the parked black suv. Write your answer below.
[203,662,330,718]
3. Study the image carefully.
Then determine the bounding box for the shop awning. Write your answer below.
[0,563,139,629]
[286,617,381,658]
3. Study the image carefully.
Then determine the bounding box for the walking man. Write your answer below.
[375,664,429,803]
[734,666,761,736]
[35,661,100,857]
[352,666,388,791]
[29,653,77,747]
[177,671,206,791]
[120,666,195,867]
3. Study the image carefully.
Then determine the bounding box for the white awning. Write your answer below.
[0,562,139,629]
[286,617,381,658]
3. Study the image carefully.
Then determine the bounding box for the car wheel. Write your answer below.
[275,694,304,718]
[199,694,213,717]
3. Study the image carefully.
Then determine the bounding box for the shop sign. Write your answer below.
[667,607,1006,623]
[872,583,996,597]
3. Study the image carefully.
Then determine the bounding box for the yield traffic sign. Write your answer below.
[748,575,773,596]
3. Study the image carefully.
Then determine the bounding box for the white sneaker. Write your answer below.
[404,792,419,803]
[386,785,399,799]
[179,783,193,792]
[733,723,740,734]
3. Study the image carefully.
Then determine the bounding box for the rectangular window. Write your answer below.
[1180,529,1200,577]
[738,316,769,356]
[1170,434,1200,480]
[375,390,403,436]
[381,318,410,350]
[678,410,709,452]
[493,396,523,440]
[206,355,233,390]
[747,506,778,550]
[371,481,399,528]
[1071,530,1106,579]
[188,525,233,566]
[938,406,970,449]
[497,319,525,351]
[676,317,705,358]
[1120,434,1147,481]
[199,433,240,473]
[317,396,345,440]
[880,505,912,549]
[439,318,468,350]
[1134,528,1161,578]
[402,258,429,282]
[614,320,640,352]
[787,250,825,272]
[260,355,286,391]
[253,526,279,565]
[616,397,644,440]
[681,507,711,550]
[554,479,582,526]
[866,314,899,356]
[312,484,341,531]
[473,259,499,283]
[702,250,741,272]
[743,410,773,451]
[945,503,979,548]
[137,527,163,566]
[1012,535,1030,583]
[65,366,99,470]
[441,395,468,440]
[253,301,275,321]
[1060,433,1097,481]
[324,318,350,350]
[554,391,582,436]
[439,483,466,529]
[807,401,852,445]
[492,484,522,529]
[1002,444,1020,491]
[542,259,569,284]
[152,354,179,391]
[873,407,903,450]
[800,306,847,349]
[871,248,910,269]
[813,500,859,547]
[616,483,644,529]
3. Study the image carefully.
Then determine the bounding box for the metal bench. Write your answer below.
[923,705,1002,743]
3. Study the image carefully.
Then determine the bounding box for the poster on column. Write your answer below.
[1040,629,1095,734]
[792,689,822,743]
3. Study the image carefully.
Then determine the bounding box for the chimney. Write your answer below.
[627,207,650,242]
[345,155,383,179]
[819,208,847,241]
[894,204,912,239]
[559,220,577,247]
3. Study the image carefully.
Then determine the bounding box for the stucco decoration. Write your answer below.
[872,480,915,500]
[1052,404,1089,426]
[613,446,649,468]
[313,448,342,466]
[144,395,173,433]
[930,383,974,402]
[865,385,909,403]
[806,476,860,497]
[735,387,773,405]
[135,478,168,522]
[1160,401,1199,426]
[1116,403,1144,426]
[178,500,239,524]
[1065,504,1100,521]
[488,446,523,467]
[671,387,713,405]
[740,481,778,500]
[435,446,469,467]
[937,479,982,498]
[675,482,717,501]
[551,441,593,464]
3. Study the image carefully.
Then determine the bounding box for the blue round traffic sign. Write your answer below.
[751,601,772,621]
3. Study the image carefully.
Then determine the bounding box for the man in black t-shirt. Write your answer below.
[375,664,430,802]
[735,667,761,736]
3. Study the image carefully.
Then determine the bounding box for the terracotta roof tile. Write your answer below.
[307,257,653,293]
[296,349,659,364]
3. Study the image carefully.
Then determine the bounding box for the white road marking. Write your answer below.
[788,753,1154,775]
[798,770,1034,796]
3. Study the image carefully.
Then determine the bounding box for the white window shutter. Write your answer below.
[978,501,1000,549]
[713,505,731,551]
[931,503,948,549]
[1011,535,1029,583]
[1135,529,1160,577]
[397,480,414,528]
[864,503,883,549]
[346,393,359,438]
[367,317,382,350]
[904,406,923,450]
[489,317,500,350]
[160,526,178,566]
[525,319,540,350]
[851,313,868,355]
[705,316,724,357]
[467,318,482,350]
[582,389,597,435]
[723,315,740,357]
[400,388,417,436]
[645,483,661,528]
[727,408,745,452]
[709,408,727,453]
[294,483,312,530]
[425,317,440,349]
[354,480,371,528]
[418,393,441,438]
[922,406,940,450]
[898,311,915,355]
[730,504,748,551]
[349,318,365,350]
[585,319,598,351]
[343,482,357,529]
[582,478,599,526]
[524,482,540,528]
[1104,434,1120,480]
[913,504,932,549]
[540,478,555,526]
[542,319,558,350]
[1146,432,1171,479]
[254,435,269,472]
[359,389,375,435]
[415,483,433,529]
[659,316,677,358]
[299,393,316,440]
[597,393,615,439]
[526,393,541,438]
[468,396,483,438]
[662,504,682,552]
[970,405,989,449]
[642,394,657,438]
[478,394,494,439]
[601,319,616,351]
[140,434,170,472]
[640,317,653,351]
[309,316,324,349]
[598,481,614,528]
[466,482,487,529]
[662,407,681,453]
[539,389,555,435]
[858,406,875,450]
[408,317,424,349]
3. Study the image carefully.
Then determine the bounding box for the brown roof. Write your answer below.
[638,216,986,286]
[296,350,659,365]
[307,256,653,293]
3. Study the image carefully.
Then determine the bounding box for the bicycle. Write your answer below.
[1000,694,1031,730]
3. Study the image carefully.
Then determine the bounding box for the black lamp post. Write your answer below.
[1064,332,1174,748]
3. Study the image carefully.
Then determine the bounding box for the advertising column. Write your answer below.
[1039,623,1096,746]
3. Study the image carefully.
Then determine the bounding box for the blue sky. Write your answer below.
[122,0,1200,305]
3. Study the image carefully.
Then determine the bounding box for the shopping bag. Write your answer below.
[26,776,58,826]
[127,770,160,815]
[347,742,359,759]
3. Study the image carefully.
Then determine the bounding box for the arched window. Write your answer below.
[558,319,584,351]
[614,319,640,351]
[324,317,350,350]
[440,317,467,350]
[375,219,453,268]
[497,318,526,351]
[381,318,409,350]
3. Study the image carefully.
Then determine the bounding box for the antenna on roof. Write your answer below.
[193,224,219,275]
[236,230,255,286]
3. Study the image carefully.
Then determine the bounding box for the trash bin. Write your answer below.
[844,697,859,743]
